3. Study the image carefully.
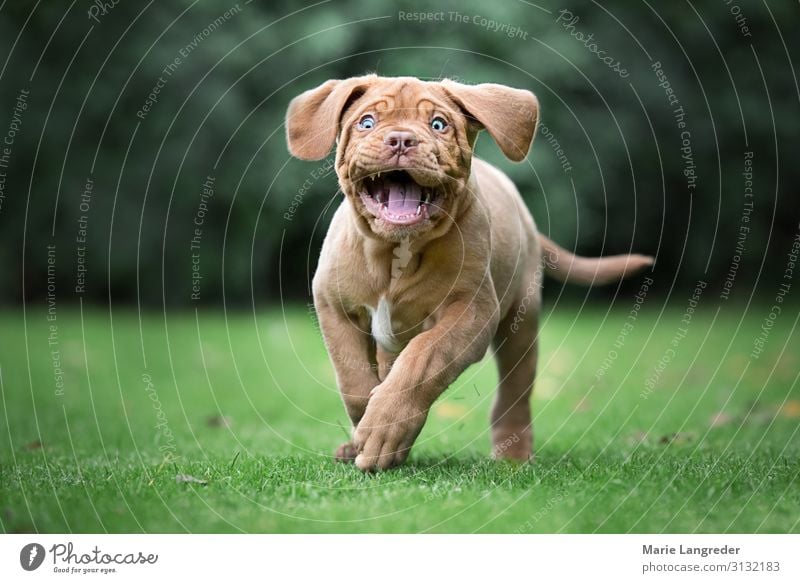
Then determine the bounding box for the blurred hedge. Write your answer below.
[0,0,796,306]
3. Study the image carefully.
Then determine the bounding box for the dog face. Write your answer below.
[286,75,539,241]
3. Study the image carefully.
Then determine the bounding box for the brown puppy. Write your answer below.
[286,75,652,471]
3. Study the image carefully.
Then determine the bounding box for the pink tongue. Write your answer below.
[385,182,422,214]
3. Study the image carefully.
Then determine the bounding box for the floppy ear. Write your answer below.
[440,79,539,162]
[285,76,374,161]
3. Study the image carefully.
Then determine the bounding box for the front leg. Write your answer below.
[316,299,381,460]
[354,295,499,471]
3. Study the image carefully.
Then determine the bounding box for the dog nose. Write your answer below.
[384,131,418,154]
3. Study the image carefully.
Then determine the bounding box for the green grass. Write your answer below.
[1,302,798,533]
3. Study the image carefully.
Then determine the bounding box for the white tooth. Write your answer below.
[416,204,422,216]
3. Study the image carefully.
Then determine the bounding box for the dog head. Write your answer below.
[286,75,538,241]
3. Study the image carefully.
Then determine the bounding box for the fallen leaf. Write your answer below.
[434,402,468,419]
[205,414,232,428]
[625,431,650,446]
[659,432,695,445]
[744,401,780,425]
[746,411,775,425]
[23,440,42,451]
[175,474,208,486]
[709,412,735,427]
[779,400,800,419]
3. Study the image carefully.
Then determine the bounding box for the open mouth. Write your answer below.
[358,170,440,226]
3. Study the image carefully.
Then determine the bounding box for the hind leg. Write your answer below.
[490,297,539,461]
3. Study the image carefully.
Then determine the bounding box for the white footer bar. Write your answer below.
[1,534,797,582]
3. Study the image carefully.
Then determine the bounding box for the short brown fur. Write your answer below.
[286,75,652,471]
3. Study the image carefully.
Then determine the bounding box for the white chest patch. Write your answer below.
[368,297,404,354]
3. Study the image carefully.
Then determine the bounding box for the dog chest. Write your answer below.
[367,297,402,353]
[366,296,431,354]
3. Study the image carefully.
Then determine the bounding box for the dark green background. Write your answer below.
[0,0,797,306]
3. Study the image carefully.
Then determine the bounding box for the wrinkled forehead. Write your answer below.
[354,78,456,118]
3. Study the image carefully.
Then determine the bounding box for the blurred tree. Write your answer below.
[0,0,797,307]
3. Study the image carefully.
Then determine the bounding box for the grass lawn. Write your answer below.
[1,301,798,533]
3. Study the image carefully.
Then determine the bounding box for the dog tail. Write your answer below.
[539,235,653,285]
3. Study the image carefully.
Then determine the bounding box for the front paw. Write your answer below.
[334,441,358,463]
[352,393,428,471]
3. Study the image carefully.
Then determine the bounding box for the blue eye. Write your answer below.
[358,115,375,130]
[430,117,448,131]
